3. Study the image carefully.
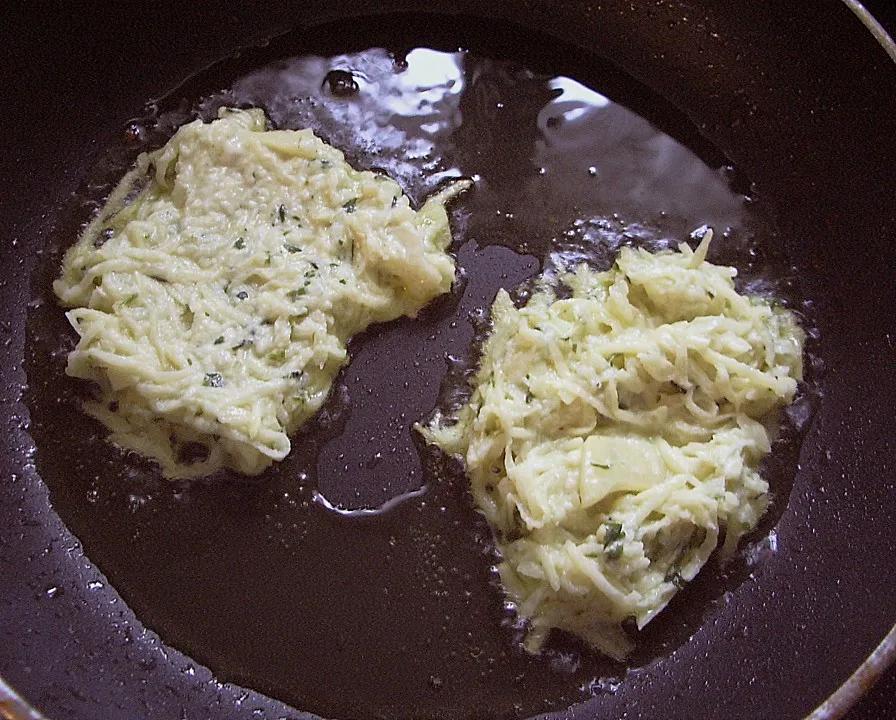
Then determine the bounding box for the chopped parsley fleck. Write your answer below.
[338,278,347,285]
[592,462,612,470]
[665,567,686,589]
[202,372,224,388]
[342,199,357,213]
[284,244,302,254]
[603,521,624,545]
[288,288,307,300]
[277,204,286,223]
[603,521,625,559]
[289,370,304,380]
[235,290,248,300]
[233,238,245,249]
[605,540,625,560]
[213,336,224,345]
[94,227,115,248]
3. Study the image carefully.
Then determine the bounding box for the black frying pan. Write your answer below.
[1,2,895,719]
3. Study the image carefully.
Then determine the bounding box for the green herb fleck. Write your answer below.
[202,372,224,388]
[664,566,686,589]
[284,244,302,254]
[592,462,612,470]
[94,227,115,248]
[343,199,357,214]
[234,238,245,249]
[602,521,625,559]
[121,294,138,306]
[278,204,286,223]
[603,521,624,545]
[288,288,307,301]
[163,154,178,186]
[605,540,625,559]
[235,290,248,300]
[213,336,224,345]
[339,278,347,285]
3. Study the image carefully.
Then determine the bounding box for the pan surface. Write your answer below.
[1,2,894,719]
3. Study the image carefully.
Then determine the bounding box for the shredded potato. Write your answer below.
[55,108,469,477]
[422,232,804,659]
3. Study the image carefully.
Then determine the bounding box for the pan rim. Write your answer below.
[797,1,896,714]
[808,625,896,720]
[2,2,894,719]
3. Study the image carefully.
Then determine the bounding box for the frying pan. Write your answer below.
[1,2,894,719]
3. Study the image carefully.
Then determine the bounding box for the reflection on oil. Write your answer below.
[229,48,467,194]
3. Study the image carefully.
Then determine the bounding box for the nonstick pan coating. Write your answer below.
[1,2,894,719]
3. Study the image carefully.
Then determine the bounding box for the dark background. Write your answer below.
[840,2,896,709]
[842,1,895,715]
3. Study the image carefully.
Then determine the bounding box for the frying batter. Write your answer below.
[422,232,804,658]
[55,108,469,477]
